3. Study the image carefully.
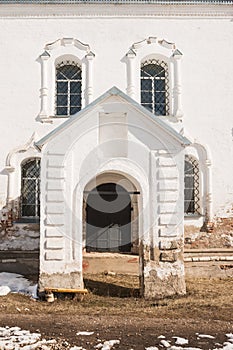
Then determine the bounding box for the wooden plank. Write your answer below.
[44,287,88,294]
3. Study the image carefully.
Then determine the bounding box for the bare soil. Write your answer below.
[0,276,232,349]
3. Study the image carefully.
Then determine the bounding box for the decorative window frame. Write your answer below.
[4,133,41,221]
[184,143,213,226]
[38,38,95,123]
[184,155,201,216]
[126,37,183,121]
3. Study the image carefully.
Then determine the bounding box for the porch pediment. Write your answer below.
[36,86,190,150]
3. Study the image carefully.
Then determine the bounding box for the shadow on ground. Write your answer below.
[84,277,140,297]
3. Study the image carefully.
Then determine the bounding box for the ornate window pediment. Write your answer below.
[126,37,183,121]
[38,38,95,123]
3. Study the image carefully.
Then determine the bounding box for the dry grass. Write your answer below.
[0,276,232,322]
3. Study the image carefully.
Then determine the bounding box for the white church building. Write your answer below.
[0,0,232,299]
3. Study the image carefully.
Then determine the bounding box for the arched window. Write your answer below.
[141,59,169,116]
[21,158,41,218]
[184,156,200,215]
[56,61,82,116]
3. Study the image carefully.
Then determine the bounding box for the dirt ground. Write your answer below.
[0,276,232,349]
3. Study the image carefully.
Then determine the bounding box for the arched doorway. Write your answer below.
[86,183,132,252]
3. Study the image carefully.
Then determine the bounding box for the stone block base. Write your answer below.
[38,272,83,292]
[143,260,186,299]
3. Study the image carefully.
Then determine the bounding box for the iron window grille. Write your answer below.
[184,155,200,215]
[21,158,41,218]
[141,59,169,116]
[56,61,82,116]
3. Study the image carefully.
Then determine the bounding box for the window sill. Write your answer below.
[53,115,71,118]
[184,214,203,218]
[15,218,40,224]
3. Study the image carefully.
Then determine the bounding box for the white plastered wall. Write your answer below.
[38,95,185,294]
[0,4,232,221]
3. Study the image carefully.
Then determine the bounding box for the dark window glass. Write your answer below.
[56,62,82,116]
[21,159,40,218]
[184,156,200,215]
[141,59,169,116]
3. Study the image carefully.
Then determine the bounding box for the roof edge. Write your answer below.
[36,86,191,149]
[0,0,232,4]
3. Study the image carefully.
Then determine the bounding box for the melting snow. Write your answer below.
[144,334,233,350]
[95,340,120,349]
[0,326,56,349]
[0,272,37,298]
[0,285,11,296]
[0,326,233,350]
[173,337,189,345]
[196,334,215,339]
[161,339,171,347]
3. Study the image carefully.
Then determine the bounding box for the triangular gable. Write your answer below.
[36,86,190,149]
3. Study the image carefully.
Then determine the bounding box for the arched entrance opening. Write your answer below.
[82,173,141,295]
[86,183,132,253]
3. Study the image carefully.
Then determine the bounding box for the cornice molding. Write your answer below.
[0,4,232,18]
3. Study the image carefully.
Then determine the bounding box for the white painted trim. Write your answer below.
[38,37,95,123]
[5,133,41,205]
[0,4,232,18]
[184,142,213,223]
[126,37,183,121]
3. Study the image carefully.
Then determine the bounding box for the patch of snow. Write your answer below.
[160,340,171,348]
[145,347,159,350]
[173,337,189,345]
[158,335,166,339]
[76,331,94,336]
[95,340,120,350]
[197,334,215,339]
[0,285,11,296]
[226,334,233,339]
[70,347,85,350]
[0,272,37,298]
[0,326,56,349]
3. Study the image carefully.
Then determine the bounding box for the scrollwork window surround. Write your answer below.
[5,133,41,214]
[184,143,213,223]
[126,37,183,121]
[38,38,95,123]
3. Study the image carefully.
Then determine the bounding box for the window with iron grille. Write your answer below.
[21,158,41,218]
[141,59,169,116]
[184,155,200,215]
[56,61,82,116]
